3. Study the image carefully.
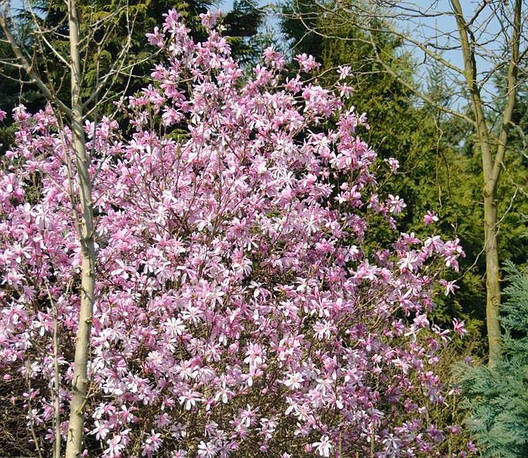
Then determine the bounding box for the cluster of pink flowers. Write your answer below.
[0,10,467,457]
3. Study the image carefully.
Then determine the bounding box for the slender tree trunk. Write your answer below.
[450,0,505,367]
[483,190,501,367]
[51,290,61,458]
[65,0,96,455]
[482,0,524,368]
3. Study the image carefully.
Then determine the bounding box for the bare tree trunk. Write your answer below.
[451,0,504,367]
[47,285,62,458]
[1,0,136,453]
[483,192,501,366]
[450,0,522,367]
[64,0,96,455]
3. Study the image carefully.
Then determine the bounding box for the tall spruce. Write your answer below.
[458,262,528,457]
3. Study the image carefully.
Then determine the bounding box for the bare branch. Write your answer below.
[0,12,72,117]
[490,0,522,187]
[366,31,475,125]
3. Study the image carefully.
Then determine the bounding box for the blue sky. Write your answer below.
[215,0,508,105]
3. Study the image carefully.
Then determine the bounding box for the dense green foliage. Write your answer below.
[0,14,45,151]
[458,263,528,457]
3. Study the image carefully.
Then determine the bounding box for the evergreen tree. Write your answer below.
[458,262,528,457]
[0,10,44,152]
[0,0,264,135]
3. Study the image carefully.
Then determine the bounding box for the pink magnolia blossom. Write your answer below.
[338,65,351,79]
[453,318,468,337]
[312,435,333,457]
[0,10,468,457]
[424,210,439,225]
[295,53,321,72]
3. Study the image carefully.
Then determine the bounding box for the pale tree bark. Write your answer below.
[286,0,525,366]
[1,0,94,452]
[64,0,96,454]
[45,281,64,458]
[0,0,134,453]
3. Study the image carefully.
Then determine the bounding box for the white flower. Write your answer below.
[338,65,351,79]
[197,440,218,457]
[282,372,304,390]
[178,390,201,410]
[313,435,333,457]
[164,317,186,337]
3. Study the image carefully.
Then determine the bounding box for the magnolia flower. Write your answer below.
[282,372,304,390]
[423,210,439,225]
[295,53,320,72]
[313,435,333,457]
[452,318,467,337]
[178,391,201,411]
[91,420,110,440]
[170,451,187,458]
[338,65,351,79]
[0,10,465,455]
[386,157,400,172]
[197,441,218,458]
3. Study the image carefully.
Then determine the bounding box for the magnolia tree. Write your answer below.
[0,10,468,457]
